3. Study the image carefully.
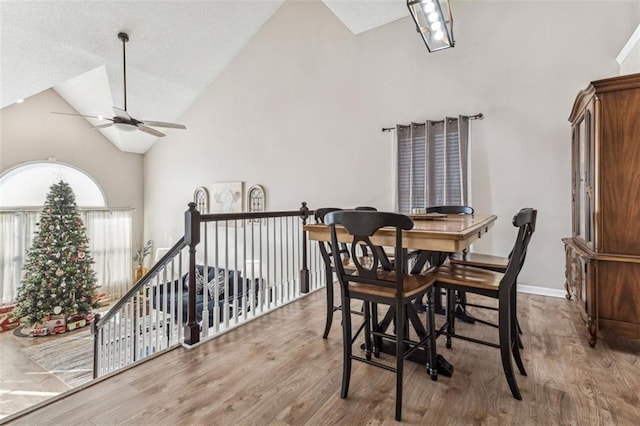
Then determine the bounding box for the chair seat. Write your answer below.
[449,252,508,272]
[348,271,436,299]
[435,263,503,292]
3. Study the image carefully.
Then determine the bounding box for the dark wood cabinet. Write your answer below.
[564,73,640,347]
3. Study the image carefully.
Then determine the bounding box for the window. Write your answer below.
[0,162,106,207]
[0,161,132,303]
[396,116,469,213]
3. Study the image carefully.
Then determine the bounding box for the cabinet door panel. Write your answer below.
[599,90,640,254]
[598,262,640,324]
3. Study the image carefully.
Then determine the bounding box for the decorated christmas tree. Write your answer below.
[13,180,98,327]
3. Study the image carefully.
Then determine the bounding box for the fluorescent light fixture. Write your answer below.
[407,0,455,52]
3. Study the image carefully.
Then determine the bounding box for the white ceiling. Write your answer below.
[1,0,408,154]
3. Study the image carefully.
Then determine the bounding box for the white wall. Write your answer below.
[144,0,637,291]
[0,89,144,245]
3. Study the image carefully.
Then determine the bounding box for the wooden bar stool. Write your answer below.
[326,210,438,421]
[433,208,537,400]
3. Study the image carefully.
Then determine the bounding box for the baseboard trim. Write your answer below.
[518,284,566,299]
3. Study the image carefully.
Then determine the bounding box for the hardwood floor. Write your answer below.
[3,287,640,425]
[0,326,74,419]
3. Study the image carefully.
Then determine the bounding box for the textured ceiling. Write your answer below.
[1,0,408,154]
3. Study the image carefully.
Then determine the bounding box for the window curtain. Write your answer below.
[0,209,132,305]
[397,116,470,213]
[0,211,40,305]
[84,210,132,299]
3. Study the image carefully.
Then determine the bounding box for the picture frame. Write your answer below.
[193,187,210,213]
[247,185,266,223]
[210,181,244,214]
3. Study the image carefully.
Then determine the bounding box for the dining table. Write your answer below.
[305,213,496,252]
[304,213,498,371]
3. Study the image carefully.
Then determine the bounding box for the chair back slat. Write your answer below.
[315,207,349,262]
[325,211,412,293]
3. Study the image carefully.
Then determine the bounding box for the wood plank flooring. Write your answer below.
[4,287,640,425]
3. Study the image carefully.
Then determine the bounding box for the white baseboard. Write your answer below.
[518,284,566,299]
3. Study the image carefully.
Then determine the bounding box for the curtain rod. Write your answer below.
[381,113,484,132]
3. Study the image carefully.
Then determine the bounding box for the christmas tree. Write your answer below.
[13,181,98,326]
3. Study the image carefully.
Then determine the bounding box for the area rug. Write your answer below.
[20,329,93,388]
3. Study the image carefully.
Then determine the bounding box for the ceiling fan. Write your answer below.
[53,32,186,137]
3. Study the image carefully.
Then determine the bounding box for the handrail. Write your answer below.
[93,206,315,331]
[200,209,314,222]
[92,236,186,329]
[91,202,322,377]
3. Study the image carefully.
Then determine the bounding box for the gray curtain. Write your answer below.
[396,115,470,213]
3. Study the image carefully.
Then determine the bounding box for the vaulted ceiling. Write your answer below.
[1,1,408,153]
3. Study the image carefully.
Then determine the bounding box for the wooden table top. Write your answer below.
[304,214,497,253]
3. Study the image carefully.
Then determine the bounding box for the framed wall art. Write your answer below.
[248,185,265,213]
[211,181,244,213]
[248,185,266,223]
[193,186,210,213]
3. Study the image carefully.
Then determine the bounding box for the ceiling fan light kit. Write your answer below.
[52,31,186,138]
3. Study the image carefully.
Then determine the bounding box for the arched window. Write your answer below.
[0,161,131,304]
[0,161,106,207]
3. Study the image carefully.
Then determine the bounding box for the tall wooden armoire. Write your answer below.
[563,73,640,347]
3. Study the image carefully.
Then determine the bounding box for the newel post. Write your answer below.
[300,201,310,294]
[184,202,201,345]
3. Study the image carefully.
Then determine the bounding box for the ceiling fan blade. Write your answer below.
[52,112,105,120]
[93,123,114,130]
[137,124,166,137]
[113,107,131,120]
[140,120,187,130]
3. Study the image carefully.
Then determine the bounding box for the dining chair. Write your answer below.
[448,207,537,348]
[315,207,350,339]
[433,208,537,400]
[315,207,384,339]
[325,210,438,421]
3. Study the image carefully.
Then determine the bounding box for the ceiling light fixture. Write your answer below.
[407,0,455,52]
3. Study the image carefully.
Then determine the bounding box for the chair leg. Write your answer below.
[323,266,334,339]
[445,289,455,349]
[512,338,527,376]
[363,301,372,360]
[340,294,352,399]
[511,282,524,349]
[510,288,526,376]
[426,288,438,381]
[395,302,405,421]
[372,303,380,357]
[499,303,521,400]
